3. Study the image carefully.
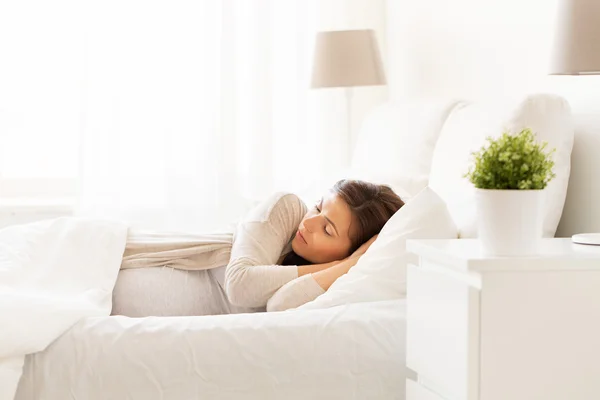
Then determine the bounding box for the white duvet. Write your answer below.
[16,299,406,399]
[1,217,407,400]
[0,217,128,400]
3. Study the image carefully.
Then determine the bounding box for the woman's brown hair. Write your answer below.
[282,179,405,266]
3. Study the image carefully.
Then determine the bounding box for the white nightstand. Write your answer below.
[405,238,600,400]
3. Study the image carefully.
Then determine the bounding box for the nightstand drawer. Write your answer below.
[406,379,445,400]
[406,262,480,400]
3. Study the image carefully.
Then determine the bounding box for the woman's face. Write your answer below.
[291,192,354,264]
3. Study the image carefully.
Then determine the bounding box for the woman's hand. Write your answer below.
[349,234,379,260]
[343,234,378,269]
[311,234,379,291]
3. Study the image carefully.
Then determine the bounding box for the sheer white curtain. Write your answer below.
[0,0,386,231]
[0,1,83,199]
[77,0,328,232]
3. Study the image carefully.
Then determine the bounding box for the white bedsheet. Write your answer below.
[0,217,128,400]
[16,299,406,400]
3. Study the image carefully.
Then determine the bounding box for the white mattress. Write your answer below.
[16,299,406,400]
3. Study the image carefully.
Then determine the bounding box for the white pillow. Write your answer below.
[350,99,461,198]
[297,187,458,310]
[298,99,460,206]
[428,93,574,238]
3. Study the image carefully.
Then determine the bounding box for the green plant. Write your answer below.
[464,128,556,190]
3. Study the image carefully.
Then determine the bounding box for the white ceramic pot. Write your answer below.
[475,188,545,256]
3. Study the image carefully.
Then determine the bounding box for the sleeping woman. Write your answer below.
[111,179,404,316]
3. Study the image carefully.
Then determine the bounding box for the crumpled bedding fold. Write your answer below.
[121,230,233,271]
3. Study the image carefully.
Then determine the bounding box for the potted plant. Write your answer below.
[464,128,556,256]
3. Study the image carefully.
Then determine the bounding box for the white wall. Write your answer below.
[387,0,557,101]
[385,0,600,110]
[385,0,600,235]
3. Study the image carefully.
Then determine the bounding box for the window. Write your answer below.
[0,1,82,202]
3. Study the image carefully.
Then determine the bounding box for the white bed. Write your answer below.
[12,94,599,400]
[16,300,405,399]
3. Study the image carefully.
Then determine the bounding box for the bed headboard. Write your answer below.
[555,111,600,237]
[347,97,600,239]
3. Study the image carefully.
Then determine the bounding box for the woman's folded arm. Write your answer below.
[225,192,308,308]
[266,256,358,312]
[266,274,325,312]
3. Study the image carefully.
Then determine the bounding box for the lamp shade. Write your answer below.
[311,29,386,88]
[550,0,600,75]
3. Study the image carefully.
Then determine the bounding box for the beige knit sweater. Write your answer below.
[118,192,325,313]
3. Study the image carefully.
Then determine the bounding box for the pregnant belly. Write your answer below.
[111,267,231,317]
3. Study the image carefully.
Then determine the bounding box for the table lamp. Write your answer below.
[550,0,600,245]
[310,29,386,165]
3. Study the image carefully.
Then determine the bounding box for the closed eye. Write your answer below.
[315,204,333,236]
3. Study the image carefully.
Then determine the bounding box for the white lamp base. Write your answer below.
[572,233,600,246]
